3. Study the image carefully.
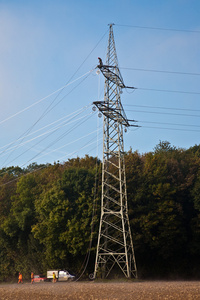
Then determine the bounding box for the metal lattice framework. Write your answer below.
[93,24,137,279]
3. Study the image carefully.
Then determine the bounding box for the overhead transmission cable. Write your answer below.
[0,165,47,187]
[137,87,200,95]
[0,126,103,185]
[2,105,92,163]
[121,67,200,77]
[22,129,102,170]
[2,106,92,167]
[125,108,200,118]
[19,26,109,131]
[31,127,102,161]
[1,28,108,168]
[18,110,95,168]
[0,71,93,167]
[4,106,93,168]
[0,108,92,159]
[124,104,200,113]
[139,125,200,132]
[115,23,200,34]
[137,120,200,129]
[0,71,91,127]
[96,81,199,97]
[0,106,89,154]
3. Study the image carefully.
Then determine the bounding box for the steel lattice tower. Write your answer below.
[93,24,137,279]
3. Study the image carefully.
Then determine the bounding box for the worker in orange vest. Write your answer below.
[31,272,34,284]
[18,272,23,284]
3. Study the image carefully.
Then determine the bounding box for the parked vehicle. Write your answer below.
[47,270,75,281]
[33,275,48,282]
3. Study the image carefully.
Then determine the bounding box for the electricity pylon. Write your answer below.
[93,24,138,279]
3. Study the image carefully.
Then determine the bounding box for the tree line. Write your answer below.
[0,141,200,281]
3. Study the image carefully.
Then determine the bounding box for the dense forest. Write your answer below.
[0,141,200,281]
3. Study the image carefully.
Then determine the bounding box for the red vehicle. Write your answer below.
[33,275,48,282]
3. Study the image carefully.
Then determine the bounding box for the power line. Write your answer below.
[0,109,94,175]
[121,67,200,76]
[0,106,89,153]
[0,107,92,159]
[23,28,108,136]
[138,120,200,128]
[0,164,47,187]
[0,120,102,181]
[1,107,92,167]
[140,125,200,132]
[34,128,102,161]
[126,108,200,118]
[0,72,93,167]
[138,87,200,95]
[96,83,200,97]
[0,71,91,127]
[115,23,200,34]
[0,136,103,188]
[0,28,109,168]
[0,26,107,168]
[124,104,200,113]
[4,110,93,168]
[19,112,95,169]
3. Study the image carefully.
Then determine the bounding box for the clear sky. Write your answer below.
[0,0,200,168]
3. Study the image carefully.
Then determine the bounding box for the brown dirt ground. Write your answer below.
[0,281,200,299]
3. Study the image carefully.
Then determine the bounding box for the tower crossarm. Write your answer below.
[98,65,126,88]
[93,101,129,125]
[93,101,139,128]
[97,58,137,90]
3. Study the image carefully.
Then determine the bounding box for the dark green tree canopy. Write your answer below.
[0,146,200,280]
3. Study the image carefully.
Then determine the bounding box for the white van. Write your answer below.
[47,270,75,281]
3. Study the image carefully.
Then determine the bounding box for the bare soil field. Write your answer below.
[0,280,200,299]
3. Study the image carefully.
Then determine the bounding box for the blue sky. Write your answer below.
[0,0,200,168]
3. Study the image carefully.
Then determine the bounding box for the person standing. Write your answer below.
[98,57,103,67]
[53,272,57,283]
[18,272,23,284]
[31,272,34,284]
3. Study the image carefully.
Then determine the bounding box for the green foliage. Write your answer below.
[126,142,200,278]
[153,140,176,153]
[32,164,99,271]
[0,147,200,280]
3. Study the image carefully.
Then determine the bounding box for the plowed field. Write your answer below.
[0,281,200,299]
